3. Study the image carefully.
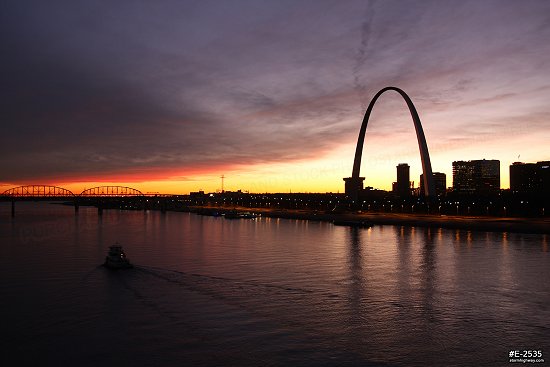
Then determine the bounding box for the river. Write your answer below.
[1,202,548,366]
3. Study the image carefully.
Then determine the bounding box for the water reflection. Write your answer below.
[419,228,436,318]
[342,226,449,363]
[395,226,444,357]
[346,227,363,311]
[2,205,549,367]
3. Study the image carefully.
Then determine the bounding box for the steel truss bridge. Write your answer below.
[1,185,144,198]
[0,185,173,216]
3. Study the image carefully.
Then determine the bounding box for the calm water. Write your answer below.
[1,202,549,366]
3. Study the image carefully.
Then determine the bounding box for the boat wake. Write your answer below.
[136,265,318,296]
[114,264,343,333]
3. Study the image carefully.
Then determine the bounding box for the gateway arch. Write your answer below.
[344,86,435,200]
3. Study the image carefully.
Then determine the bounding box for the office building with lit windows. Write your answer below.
[420,172,446,196]
[510,161,550,195]
[452,159,500,194]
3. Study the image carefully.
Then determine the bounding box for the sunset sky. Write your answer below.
[2,0,550,195]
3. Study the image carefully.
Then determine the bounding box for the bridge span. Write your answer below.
[1,185,169,217]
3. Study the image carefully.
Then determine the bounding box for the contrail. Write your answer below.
[353,0,378,107]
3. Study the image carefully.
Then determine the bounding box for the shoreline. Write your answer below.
[190,206,550,234]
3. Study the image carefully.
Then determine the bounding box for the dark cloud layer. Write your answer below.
[2,0,550,183]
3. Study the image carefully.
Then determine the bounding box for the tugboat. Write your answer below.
[223,210,241,219]
[223,210,260,219]
[104,245,133,269]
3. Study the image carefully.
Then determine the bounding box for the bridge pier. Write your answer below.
[74,200,79,214]
[11,200,15,217]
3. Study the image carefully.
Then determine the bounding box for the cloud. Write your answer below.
[1,0,550,187]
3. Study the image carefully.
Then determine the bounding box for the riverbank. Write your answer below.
[189,206,550,234]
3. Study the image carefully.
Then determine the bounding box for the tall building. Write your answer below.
[510,161,550,195]
[393,163,411,197]
[420,172,446,196]
[452,159,500,194]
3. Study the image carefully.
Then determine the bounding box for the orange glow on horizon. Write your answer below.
[0,125,545,195]
[1,149,540,196]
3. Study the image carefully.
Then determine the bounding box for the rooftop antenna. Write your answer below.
[220,174,225,193]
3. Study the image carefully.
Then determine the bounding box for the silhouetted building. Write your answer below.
[420,172,446,196]
[343,177,365,201]
[393,163,411,197]
[510,161,550,195]
[190,190,206,197]
[452,159,500,194]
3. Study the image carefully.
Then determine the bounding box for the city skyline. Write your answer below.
[3,158,547,196]
[2,1,550,194]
